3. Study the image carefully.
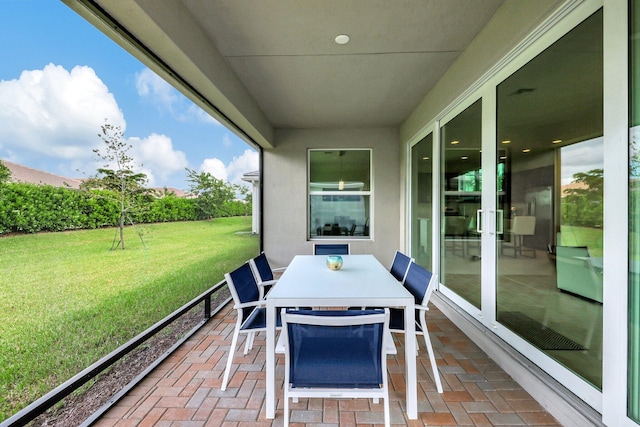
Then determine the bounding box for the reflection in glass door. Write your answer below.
[440,100,482,309]
[495,10,603,388]
[411,134,433,269]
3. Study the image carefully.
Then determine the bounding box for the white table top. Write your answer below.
[267,254,413,304]
[264,254,417,420]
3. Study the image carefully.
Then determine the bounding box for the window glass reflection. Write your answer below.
[496,10,603,389]
[411,134,433,267]
[308,150,371,239]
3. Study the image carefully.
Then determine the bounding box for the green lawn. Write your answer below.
[0,218,258,421]
[560,225,603,257]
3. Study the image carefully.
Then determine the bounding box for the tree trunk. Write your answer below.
[120,202,125,250]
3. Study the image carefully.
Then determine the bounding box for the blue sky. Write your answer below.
[0,0,258,191]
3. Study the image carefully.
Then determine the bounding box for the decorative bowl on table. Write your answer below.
[326,255,344,270]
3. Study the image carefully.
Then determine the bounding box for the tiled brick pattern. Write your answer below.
[94,304,562,426]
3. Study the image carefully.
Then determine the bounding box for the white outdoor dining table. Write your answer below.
[265,254,418,420]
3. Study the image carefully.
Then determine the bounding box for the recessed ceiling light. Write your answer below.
[552,139,562,144]
[522,148,531,153]
[422,156,430,160]
[500,156,507,160]
[502,140,511,144]
[461,156,468,160]
[335,34,350,45]
[450,140,459,145]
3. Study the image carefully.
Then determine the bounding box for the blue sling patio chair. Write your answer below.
[389,250,413,282]
[281,308,391,427]
[389,261,443,393]
[348,250,414,310]
[249,251,287,298]
[221,262,281,391]
[313,243,350,255]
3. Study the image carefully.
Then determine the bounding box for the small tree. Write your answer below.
[84,120,149,250]
[562,168,603,228]
[185,168,236,219]
[0,160,11,185]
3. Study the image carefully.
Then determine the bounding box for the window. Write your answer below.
[308,149,371,239]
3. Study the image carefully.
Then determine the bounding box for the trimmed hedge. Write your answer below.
[0,183,248,234]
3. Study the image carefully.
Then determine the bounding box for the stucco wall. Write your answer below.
[400,0,563,143]
[263,128,401,269]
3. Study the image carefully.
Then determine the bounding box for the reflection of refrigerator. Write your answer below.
[523,186,552,250]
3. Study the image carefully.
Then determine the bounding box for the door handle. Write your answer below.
[496,209,504,235]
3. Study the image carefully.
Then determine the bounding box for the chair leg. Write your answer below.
[284,393,290,427]
[383,395,390,427]
[221,319,242,391]
[420,318,443,393]
[243,331,255,355]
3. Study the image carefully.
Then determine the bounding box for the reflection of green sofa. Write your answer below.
[556,246,603,303]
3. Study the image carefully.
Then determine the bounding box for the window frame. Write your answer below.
[308,148,373,241]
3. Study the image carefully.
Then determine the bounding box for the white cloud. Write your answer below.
[227,149,259,186]
[128,133,189,187]
[135,68,220,124]
[201,158,228,181]
[0,63,125,169]
[560,137,604,185]
[222,134,233,149]
[135,68,178,111]
[200,149,258,187]
[0,64,190,188]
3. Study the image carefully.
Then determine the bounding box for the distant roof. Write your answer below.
[2,160,83,189]
[152,187,188,198]
[241,170,259,183]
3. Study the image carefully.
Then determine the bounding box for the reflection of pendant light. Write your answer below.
[338,151,344,190]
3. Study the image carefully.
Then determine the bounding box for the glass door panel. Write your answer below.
[629,0,640,420]
[440,99,482,309]
[411,133,433,268]
[496,10,603,389]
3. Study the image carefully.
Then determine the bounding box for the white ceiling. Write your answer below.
[84,0,505,131]
[182,0,505,128]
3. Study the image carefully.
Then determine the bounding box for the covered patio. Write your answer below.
[58,0,629,424]
[93,302,560,426]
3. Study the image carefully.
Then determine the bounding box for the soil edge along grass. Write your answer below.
[0,217,258,421]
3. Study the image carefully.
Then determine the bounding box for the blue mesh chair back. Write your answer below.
[389,250,412,282]
[281,308,390,426]
[228,262,260,320]
[403,261,432,305]
[286,310,384,388]
[313,243,350,255]
[252,252,274,282]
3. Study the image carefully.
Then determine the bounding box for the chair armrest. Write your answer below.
[259,279,278,288]
[272,267,287,273]
[415,304,430,312]
[234,300,265,310]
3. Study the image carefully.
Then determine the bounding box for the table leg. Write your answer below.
[266,302,276,419]
[404,303,418,419]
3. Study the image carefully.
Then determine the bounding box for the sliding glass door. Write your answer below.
[495,9,603,389]
[440,100,483,309]
[410,133,433,269]
[629,0,640,421]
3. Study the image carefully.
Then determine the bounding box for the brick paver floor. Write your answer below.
[94,303,562,426]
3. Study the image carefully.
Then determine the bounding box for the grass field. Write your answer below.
[0,217,258,421]
[560,225,603,257]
